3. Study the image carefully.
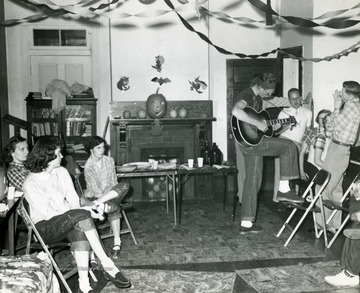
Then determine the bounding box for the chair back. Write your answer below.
[312,169,331,187]
[74,172,86,197]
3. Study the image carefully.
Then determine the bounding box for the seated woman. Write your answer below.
[23,136,131,293]
[1,136,29,192]
[303,112,334,180]
[299,110,332,181]
[83,136,130,258]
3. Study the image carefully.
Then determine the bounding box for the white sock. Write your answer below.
[101,257,120,277]
[241,220,253,228]
[79,278,92,293]
[114,237,121,249]
[279,180,290,193]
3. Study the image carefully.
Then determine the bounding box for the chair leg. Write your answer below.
[277,208,298,238]
[327,214,350,248]
[121,210,138,245]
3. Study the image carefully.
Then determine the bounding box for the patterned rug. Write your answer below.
[235,260,345,293]
[53,200,329,292]
[104,201,326,267]
[102,269,235,293]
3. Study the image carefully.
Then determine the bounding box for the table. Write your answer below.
[0,198,20,256]
[177,165,238,224]
[117,168,178,225]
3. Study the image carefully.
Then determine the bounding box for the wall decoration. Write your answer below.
[151,77,171,86]
[189,76,207,94]
[151,55,164,73]
[117,76,130,91]
[163,0,360,63]
[146,89,167,118]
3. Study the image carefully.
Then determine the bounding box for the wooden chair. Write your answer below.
[74,173,138,245]
[276,169,331,247]
[321,172,360,248]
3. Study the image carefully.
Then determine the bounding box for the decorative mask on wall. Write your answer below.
[117,76,130,91]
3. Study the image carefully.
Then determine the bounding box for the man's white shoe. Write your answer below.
[325,270,359,287]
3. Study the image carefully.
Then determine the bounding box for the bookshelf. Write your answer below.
[26,97,97,165]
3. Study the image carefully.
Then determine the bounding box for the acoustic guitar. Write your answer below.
[231,107,296,147]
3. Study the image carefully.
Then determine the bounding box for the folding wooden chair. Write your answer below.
[322,172,360,248]
[74,173,138,245]
[276,169,331,247]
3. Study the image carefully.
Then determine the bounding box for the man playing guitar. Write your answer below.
[232,73,303,234]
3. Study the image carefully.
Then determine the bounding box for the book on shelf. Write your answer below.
[32,122,59,137]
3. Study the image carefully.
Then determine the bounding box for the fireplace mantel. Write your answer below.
[109,101,215,166]
[110,117,216,126]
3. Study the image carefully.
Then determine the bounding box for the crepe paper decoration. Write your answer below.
[164,0,360,63]
[151,55,165,73]
[189,76,207,93]
[117,76,130,91]
[151,77,171,86]
[247,0,360,29]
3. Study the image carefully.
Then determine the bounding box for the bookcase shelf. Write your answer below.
[26,97,97,163]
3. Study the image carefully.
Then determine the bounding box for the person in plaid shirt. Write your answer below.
[298,109,331,181]
[321,81,360,231]
[1,136,29,192]
[83,136,130,258]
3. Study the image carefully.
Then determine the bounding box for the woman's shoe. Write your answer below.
[111,244,121,258]
[104,270,131,288]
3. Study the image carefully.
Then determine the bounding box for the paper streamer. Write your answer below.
[164,0,360,63]
[247,0,360,29]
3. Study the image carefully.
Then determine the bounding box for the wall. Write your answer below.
[311,0,360,116]
[5,1,358,160]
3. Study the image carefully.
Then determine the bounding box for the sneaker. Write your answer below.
[343,222,360,239]
[277,190,304,204]
[325,270,359,287]
[239,225,262,235]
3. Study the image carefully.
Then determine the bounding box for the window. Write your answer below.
[33,29,87,47]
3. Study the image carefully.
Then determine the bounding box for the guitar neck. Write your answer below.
[266,118,291,126]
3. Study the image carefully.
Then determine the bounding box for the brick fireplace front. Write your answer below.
[109,100,216,201]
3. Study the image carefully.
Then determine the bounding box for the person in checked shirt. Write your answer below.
[321,80,360,232]
[83,136,130,258]
[1,136,30,192]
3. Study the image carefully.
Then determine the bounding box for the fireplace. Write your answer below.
[109,100,215,201]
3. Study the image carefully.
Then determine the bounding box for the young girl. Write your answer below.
[304,112,334,180]
[1,136,29,191]
[83,136,129,258]
[23,136,131,293]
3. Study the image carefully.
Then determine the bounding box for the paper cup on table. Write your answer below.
[188,159,194,168]
[153,160,158,170]
[197,157,204,168]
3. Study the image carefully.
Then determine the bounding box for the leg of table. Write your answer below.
[223,172,228,211]
[172,174,177,225]
[8,211,15,255]
[165,176,169,214]
[178,174,183,225]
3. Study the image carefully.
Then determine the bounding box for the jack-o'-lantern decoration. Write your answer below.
[146,88,167,118]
